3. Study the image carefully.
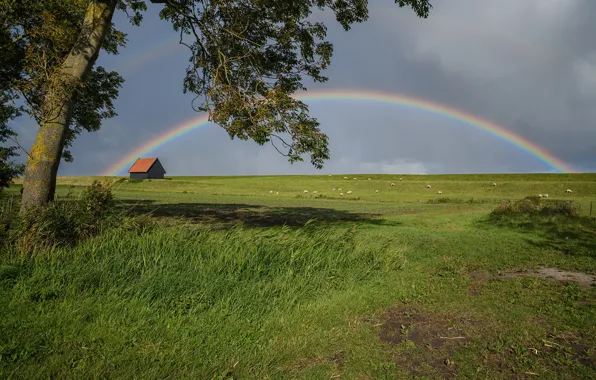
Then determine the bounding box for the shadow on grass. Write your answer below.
[481,214,596,259]
[117,199,400,228]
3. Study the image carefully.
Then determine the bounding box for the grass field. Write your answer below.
[2,174,596,379]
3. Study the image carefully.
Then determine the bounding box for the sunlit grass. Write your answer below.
[1,173,595,378]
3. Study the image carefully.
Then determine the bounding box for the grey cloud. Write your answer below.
[13,0,596,176]
[357,0,596,170]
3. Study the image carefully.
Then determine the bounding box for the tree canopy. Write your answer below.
[0,0,146,162]
[153,0,431,168]
[1,21,25,188]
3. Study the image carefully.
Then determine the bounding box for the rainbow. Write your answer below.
[103,89,576,175]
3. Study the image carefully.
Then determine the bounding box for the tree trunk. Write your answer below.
[20,0,117,214]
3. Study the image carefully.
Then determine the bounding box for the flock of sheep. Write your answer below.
[268,176,575,198]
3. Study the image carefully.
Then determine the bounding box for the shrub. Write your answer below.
[8,180,120,256]
[491,196,581,218]
[81,180,114,221]
[540,200,581,217]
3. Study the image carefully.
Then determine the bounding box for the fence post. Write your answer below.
[590,201,593,217]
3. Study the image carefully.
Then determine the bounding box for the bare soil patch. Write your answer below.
[468,267,595,288]
[376,305,595,379]
[545,331,596,369]
[379,307,476,378]
[497,267,595,288]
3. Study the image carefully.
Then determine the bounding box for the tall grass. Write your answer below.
[0,223,406,378]
[0,181,148,256]
[486,197,596,259]
[491,196,582,217]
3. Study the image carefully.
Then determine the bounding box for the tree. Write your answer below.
[3,0,431,214]
[0,128,25,190]
[2,0,146,213]
[1,22,25,189]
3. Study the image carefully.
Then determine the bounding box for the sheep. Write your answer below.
[538,194,543,198]
[269,190,273,194]
[313,191,318,194]
[343,176,348,180]
[543,193,549,198]
[340,192,344,196]
[276,192,279,195]
[328,174,332,177]
[566,189,573,193]
[492,183,497,187]
[332,188,336,191]
[391,183,396,186]
[368,177,371,180]
[399,178,403,181]
[353,177,357,180]
[426,185,432,189]
[437,191,442,195]
[375,190,379,193]
[338,188,342,192]
[347,190,353,195]
[303,190,309,193]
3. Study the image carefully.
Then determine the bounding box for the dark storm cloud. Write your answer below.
[365,0,596,170]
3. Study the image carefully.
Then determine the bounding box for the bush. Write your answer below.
[540,200,581,217]
[7,180,121,256]
[491,196,581,218]
[81,180,114,222]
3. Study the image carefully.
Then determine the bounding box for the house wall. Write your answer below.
[130,172,149,179]
[146,164,165,179]
[149,160,166,179]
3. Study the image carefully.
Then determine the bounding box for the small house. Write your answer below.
[128,157,166,179]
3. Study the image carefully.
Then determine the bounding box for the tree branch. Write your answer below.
[7,135,33,160]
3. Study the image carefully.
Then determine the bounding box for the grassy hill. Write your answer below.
[1,174,595,378]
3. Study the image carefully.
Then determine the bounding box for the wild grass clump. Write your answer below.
[0,193,19,250]
[427,197,489,204]
[487,197,596,258]
[1,180,146,256]
[540,200,582,217]
[0,223,407,378]
[427,197,459,204]
[491,197,581,218]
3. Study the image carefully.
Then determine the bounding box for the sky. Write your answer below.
[12,0,596,175]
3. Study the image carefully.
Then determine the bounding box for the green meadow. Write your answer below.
[2,173,596,379]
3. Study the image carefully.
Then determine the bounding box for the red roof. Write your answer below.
[128,158,158,173]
